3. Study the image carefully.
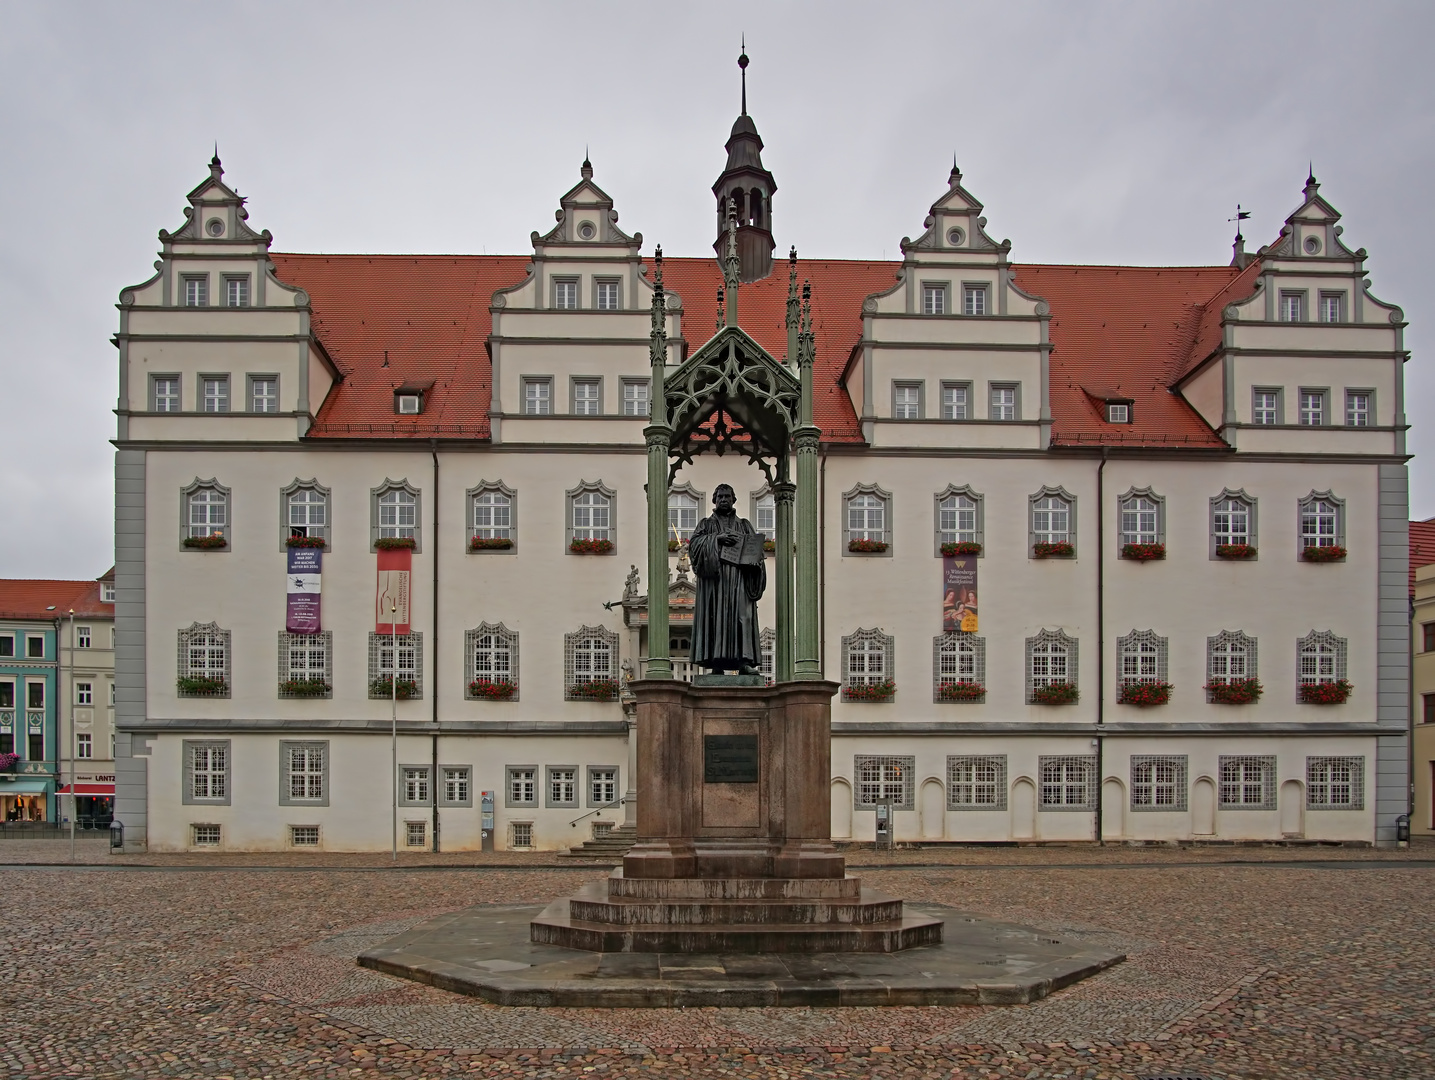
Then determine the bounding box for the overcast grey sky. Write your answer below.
[1,1,1431,578]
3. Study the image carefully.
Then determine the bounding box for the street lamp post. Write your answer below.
[68,609,75,861]
[391,600,398,863]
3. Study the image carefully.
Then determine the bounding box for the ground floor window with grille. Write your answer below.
[289,825,320,847]
[1130,755,1188,811]
[946,756,1007,810]
[933,632,985,702]
[1219,755,1275,809]
[190,824,221,847]
[405,821,427,848]
[565,626,618,700]
[843,628,894,699]
[853,755,915,810]
[510,822,533,849]
[184,740,229,804]
[278,631,332,697]
[281,742,327,806]
[1039,755,1096,810]
[1027,630,1077,703]
[1306,756,1364,809]
[589,767,618,807]
[368,632,423,699]
[466,623,517,699]
[178,622,230,697]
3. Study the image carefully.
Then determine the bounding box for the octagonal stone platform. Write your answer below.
[357,902,1125,1007]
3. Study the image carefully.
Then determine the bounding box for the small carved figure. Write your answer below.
[623,564,640,601]
[688,484,766,674]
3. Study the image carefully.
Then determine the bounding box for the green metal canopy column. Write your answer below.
[643,249,672,680]
[773,476,795,683]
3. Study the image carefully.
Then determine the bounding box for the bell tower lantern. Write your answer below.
[712,45,777,282]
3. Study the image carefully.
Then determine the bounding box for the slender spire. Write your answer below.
[581,150,593,181]
[649,246,667,370]
[716,287,725,331]
[739,37,748,116]
[785,247,800,330]
[1303,164,1319,201]
[209,145,223,181]
[723,198,741,326]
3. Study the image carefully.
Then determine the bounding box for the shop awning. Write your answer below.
[0,780,51,794]
[57,783,114,795]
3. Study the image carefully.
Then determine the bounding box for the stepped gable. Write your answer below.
[1016,264,1241,448]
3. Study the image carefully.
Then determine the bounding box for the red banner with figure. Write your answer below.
[942,555,978,634]
[376,548,411,634]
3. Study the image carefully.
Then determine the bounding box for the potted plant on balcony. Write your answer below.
[1302,545,1347,563]
[1033,541,1075,559]
[1299,679,1352,705]
[1215,544,1257,560]
[1119,680,1172,707]
[1031,681,1080,705]
[182,534,227,550]
[468,679,517,700]
[937,681,985,702]
[940,541,983,557]
[843,679,896,702]
[369,675,418,699]
[1206,677,1263,704]
[1121,542,1166,562]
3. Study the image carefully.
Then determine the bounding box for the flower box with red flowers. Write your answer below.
[940,542,983,557]
[843,679,896,702]
[848,538,889,554]
[1121,542,1166,562]
[469,537,513,552]
[375,537,417,550]
[279,678,330,697]
[1119,680,1172,707]
[1299,679,1352,705]
[369,676,418,700]
[1215,544,1257,560]
[762,539,777,553]
[569,679,619,701]
[937,681,986,702]
[182,534,227,550]
[0,752,19,772]
[1033,542,1075,559]
[1031,681,1080,705]
[285,535,326,549]
[176,675,229,697]
[570,538,614,555]
[468,679,517,700]
[1205,677,1263,705]
[1302,545,1347,563]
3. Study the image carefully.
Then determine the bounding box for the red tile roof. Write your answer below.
[273,253,1253,449]
[1411,518,1435,593]
[0,580,110,621]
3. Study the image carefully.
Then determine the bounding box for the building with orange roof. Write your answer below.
[1409,519,1435,836]
[108,67,1410,853]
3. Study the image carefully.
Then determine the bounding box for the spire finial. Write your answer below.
[209,143,223,181]
[738,37,749,116]
[653,244,663,290]
[1304,163,1319,200]
[581,149,593,180]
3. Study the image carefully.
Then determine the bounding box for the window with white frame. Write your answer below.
[183,275,208,307]
[589,767,618,807]
[289,825,320,846]
[843,628,894,693]
[595,279,620,311]
[547,767,577,807]
[101,582,115,603]
[1252,388,1281,425]
[225,276,249,308]
[1319,292,1344,323]
[77,733,92,759]
[1039,756,1096,810]
[843,485,890,550]
[469,483,514,545]
[1207,630,1256,692]
[406,821,427,848]
[1299,492,1343,550]
[1211,491,1255,552]
[564,625,618,699]
[669,487,702,543]
[572,377,601,415]
[26,637,43,660]
[893,381,922,419]
[153,375,181,412]
[506,766,538,806]
[854,755,915,809]
[190,823,221,847]
[202,376,229,413]
[73,680,91,707]
[0,635,12,658]
[759,627,775,684]
[284,482,329,544]
[962,284,988,316]
[76,626,91,649]
[177,623,230,696]
[373,483,419,544]
[1297,630,1347,689]
[1345,391,1371,427]
[947,755,1006,810]
[989,384,1017,421]
[1280,291,1304,322]
[278,631,332,697]
[1119,489,1163,546]
[250,376,278,413]
[752,491,775,537]
[1219,755,1275,809]
[935,487,982,549]
[441,767,472,806]
[368,632,422,699]
[183,740,229,804]
[522,377,552,415]
[621,379,650,417]
[1131,755,1187,811]
[183,482,229,540]
[1107,402,1130,423]
[1030,489,1074,549]
[510,821,533,848]
[1298,390,1326,426]
[921,283,947,315]
[940,382,969,420]
[933,632,985,701]
[1307,756,1363,809]
[280,741,328,806]
[1118,630,1167,688]
[400,766,432,806]
[466,623,517,698]
[553,278,579,309]
[1026,629,1077,702]
[568,482,615,546]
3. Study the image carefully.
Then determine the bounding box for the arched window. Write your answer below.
[935,486,982,551]
[1119,488,1164,547]
[469,482,515,549]
[565,625,619,700]
[1298,491,1345,552]
[933,632,985,702]
[282,479,330,547]
[1026,629,1078,703]
[1297,630,1347,689]
[842,627,894,699]
[566,480,616,552]
[467,623,518,699]
[371,480,420,549]
[749,187,764,227]
[181,480,229,543]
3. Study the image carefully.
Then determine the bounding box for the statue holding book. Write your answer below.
[688,483,766,674]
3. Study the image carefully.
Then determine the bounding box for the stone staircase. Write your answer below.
[559,822,637,860]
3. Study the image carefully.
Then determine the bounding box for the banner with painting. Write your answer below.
[942,554,978,633]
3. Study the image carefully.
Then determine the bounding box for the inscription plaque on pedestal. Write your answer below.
[703,734,759,783]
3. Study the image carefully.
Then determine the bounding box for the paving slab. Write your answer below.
[357,901,1124,1007]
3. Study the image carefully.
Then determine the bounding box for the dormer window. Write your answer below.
[396,394,421,415]
[1107,403,1130,424]
[101,582,115,603]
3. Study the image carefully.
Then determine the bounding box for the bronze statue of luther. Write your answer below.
[687,483,766,674]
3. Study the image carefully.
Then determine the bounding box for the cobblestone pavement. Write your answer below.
[2,844,1432,1079]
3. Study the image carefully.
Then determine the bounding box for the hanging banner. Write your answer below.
[286,548,322,634]
[942,554,978,634]
[376,548,411,634]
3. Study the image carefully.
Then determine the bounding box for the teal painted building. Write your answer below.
[0,618,59,821]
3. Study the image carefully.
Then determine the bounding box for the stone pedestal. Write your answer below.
[531,680,943,954]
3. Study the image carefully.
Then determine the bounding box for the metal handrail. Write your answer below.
[569,795,628,828]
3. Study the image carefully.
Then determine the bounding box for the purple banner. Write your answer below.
[286,547,322,634]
